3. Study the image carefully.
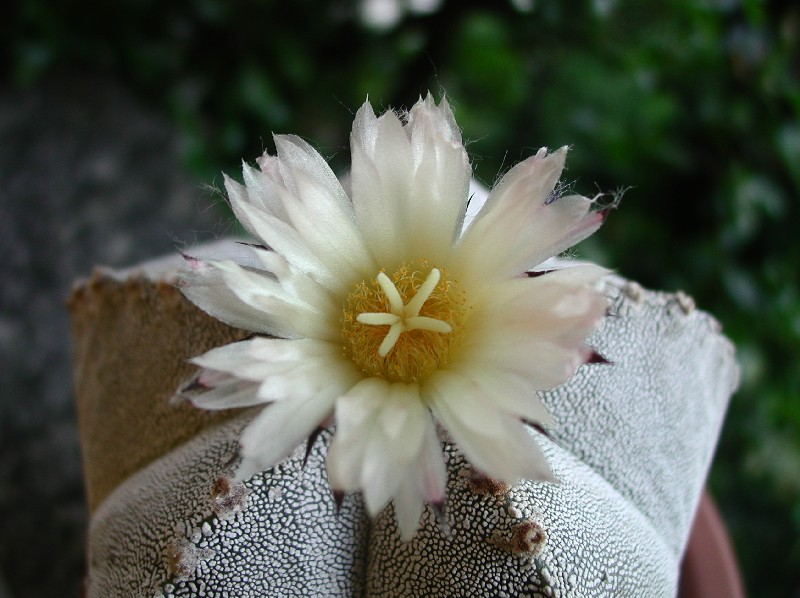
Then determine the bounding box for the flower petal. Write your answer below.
[188,378,263,411]
[479,266,608,345]
[326,378,386,492]
[404,95,471,259]
[210,259,340,341]
[191,342,299,382]
[227,164,289,233]
[256,357,362,402]
[391,475,426,542]
[467,336,586,390]
[391,416,446,541]
[234,200,334,286]
[253,248,340,316]
[278,169,377,287]
[241,159,290,222]
[350,102,413,266]
[458,147,603,280]
[445,363,555,427]
[273,134,348,204]
[427,371,556,483]
[328,379,432,517]
[178,260,289,336]
[416,413,447,505]
[463,179,490,230]
[236,390,338,480]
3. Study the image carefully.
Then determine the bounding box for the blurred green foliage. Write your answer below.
[3,0,799,594]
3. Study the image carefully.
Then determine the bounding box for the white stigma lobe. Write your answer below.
[356,268,452,357]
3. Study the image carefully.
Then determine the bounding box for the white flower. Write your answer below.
[179,95,608,540]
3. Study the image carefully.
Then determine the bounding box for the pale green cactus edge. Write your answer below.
[86,247,738,597]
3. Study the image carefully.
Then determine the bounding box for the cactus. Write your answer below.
[69,247,738,596]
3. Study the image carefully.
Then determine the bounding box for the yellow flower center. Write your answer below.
[342,260,467,384]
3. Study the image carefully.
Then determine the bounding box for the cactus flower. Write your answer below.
[179,95,608,540]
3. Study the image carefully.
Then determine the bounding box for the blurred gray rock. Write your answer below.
[0,73,221,598]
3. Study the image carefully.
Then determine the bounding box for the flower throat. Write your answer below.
[341,259,467,384]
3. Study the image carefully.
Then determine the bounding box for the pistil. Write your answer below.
[341,260,467,383]
[357,269,452,356]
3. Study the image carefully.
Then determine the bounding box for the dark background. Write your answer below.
[1,0,798,596]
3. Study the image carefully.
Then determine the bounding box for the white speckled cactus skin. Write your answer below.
[84,275,737,597]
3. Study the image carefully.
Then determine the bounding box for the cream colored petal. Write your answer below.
[360,431,404,516]
[350,100,379,152]
[188,378,265,411]
[463,179,490,230]
[195,338,357,404]
[240,162,290,222]
[446,363,555,427]
[178,261,291,336]
[234,201,335,288]
[464,265,605,326]
[424,371,510,437]
[237,390,338,478]
[460,148,565,254]
[212,260,339,341]
[376,383,413,438]
[289,171,375,276]
[362,386,433,517]
[273,134,348,203]
[465,336,585,391]
[429,384,556,484]
[191,342,299,381]
[391,475,426,542]
[390,415,446,541]
[336,377,388,430]
[406,94,462,145]
[458,147,604,280]
[326,430,368,493]
[350,103,413,264]
[529,194,605,261]
[328,379,431,518]
[262,162,375,289]
[473,270,608,354]
[253,249,340,317]
[404,95,471,259]
[211,259,307,308]
[256,357,362,402]
[223,174,261,238]
[327,378,388,492]
[247,336,342,361]
[377,383,426,460]
[416,413,447,505]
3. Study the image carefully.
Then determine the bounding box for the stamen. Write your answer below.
[360,268,451,357]
[341,261,468,383]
